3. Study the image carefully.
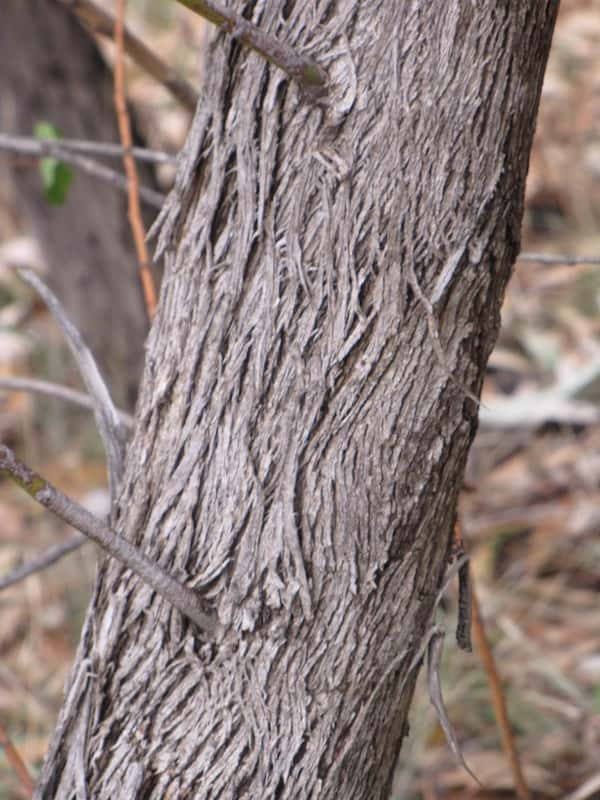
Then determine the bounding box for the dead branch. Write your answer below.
[0,132,165,209]
[18,269,127,502]
[0,376,134,430]
[59,0,199,111]
[0,533,86,592]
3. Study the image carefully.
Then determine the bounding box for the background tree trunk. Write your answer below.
[35,2,557,797]
[0,0,159,410]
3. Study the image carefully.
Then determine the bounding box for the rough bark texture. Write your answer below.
[36,2,557,798]
[0,0,158,409]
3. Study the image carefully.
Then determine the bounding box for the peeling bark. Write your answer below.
[36,2,557,798]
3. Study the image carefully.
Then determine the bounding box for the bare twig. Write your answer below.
[0,133,175,166]
[0,132,165,209]
[427,630,482,786]
[0,534,86,592]
[114,0,158,320]
[18,269,127,501]
[0,719,35,795]
[176,0,328,100]
[519,252,600,266]
[0,376,134,430]
[59,0,199,111]
[471,584,531,800]
[0,446,219,636]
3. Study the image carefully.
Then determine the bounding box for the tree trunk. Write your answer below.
[0,0,159,410]
[35,2,557,798]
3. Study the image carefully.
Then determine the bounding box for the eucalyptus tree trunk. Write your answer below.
[36,2,557,798]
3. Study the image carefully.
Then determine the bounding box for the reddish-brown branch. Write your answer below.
[471,586,532,800]
[455,522,531,799]
[0,719,35,795]
[60,0,199,111]
[113,0,157,320]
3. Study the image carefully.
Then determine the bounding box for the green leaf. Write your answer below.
[33,121,74,206]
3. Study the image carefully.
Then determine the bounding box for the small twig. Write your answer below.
[59,0,199,111]
[176,0,328,100]
[0,132,165,209]
[114,0,158,320]
[471,585,531,800]
[427,629,482,786]
[454,523,529,797]
[0,133,175,166]
[18,269,127,502]
[519,252,600,266]
[0,534,86,592]
[0,719,35,795]
[0,376,134,430]
[0,446,219,636]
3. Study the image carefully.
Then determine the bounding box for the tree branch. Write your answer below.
[0,133,165,209]
[0,445,219,636]
[427,630,482,786]
[0,720,34,795]
[0,133,175,165]
[18,269,127,502]
[518,252,600,266]
[59,0,199,111]
[176,0,328,100]
[113,0,158,320]
[0,376,134,430]
[0,533,86,592]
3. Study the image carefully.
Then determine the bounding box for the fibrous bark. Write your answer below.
[36,2,557,798]
[0,0,159,410]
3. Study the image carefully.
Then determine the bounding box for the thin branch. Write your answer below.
[59,0,199,111]
[176,0,328,100]
[519,252,600,266]
[471,583,531,800]
[18,269,127,502]
[0,133,176,166]
[0,446,219,636]
[427,630,482,786]
[0,132,165,209]
[0,719,35,795]
[114,0,158,320]
[0,534,86,592]
[454,522,530,799]
[0,376,134,430]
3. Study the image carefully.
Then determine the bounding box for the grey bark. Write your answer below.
[36,2,557,798]
[0,0,159,410]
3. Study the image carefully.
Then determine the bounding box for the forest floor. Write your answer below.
[0,1,599,798]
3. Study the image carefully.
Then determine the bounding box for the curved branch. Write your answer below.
[18,269,128,501]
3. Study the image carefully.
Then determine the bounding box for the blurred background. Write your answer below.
[0,1,599,798]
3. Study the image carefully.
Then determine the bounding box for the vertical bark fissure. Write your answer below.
[35,2,557,798]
